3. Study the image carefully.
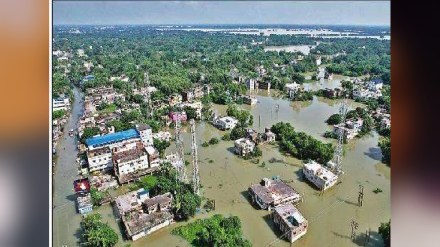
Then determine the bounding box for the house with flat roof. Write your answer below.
[248,178,301,210]
[112,142,150,184]
[272,204,308,243]
[87,146,113,172]
[214,116,238,130]
[303,161,338,191]
[116,190,174,241]
[234,138,256,157]
[77,194,93,214]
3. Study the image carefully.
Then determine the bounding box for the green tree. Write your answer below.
[184,106,198,120]
[90,187,104,206]
[154,139,171,158]
[178,191,202,220]
[379,137,391,165]
[53,109,66,120]
[81,213,118,247]
[81,127,101,144]
[326,114,342,125]
[378,220,390,247]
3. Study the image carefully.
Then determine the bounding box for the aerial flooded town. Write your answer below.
[52,2,390,247]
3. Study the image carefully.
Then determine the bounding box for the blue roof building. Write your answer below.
[86,129,140,149]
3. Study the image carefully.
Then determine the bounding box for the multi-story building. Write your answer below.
[246,78,258,90]
[77,194,93,214]
[143,193,173,214]
[53,97,70,112]
[303,161,338,191]
[85,128,141,150]
[248,178,301,210]
[214,116,238,130]
[234,138,256,157]
[136,124,153,147]
[272,204,308,243]
[87,146,113,172]
[112,142,150,183]
[116,189,174,241]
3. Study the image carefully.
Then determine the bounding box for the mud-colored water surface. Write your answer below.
[53,83,390,247]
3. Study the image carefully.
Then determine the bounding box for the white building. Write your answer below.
[153,131,172,142]
[234,138,256,156]
[53,98,70,112]
[303,160,338,191]
[87,146,113,172]
[84,61,94,71]
[316,56,322,66]
[77,49,85,57]
[145,146,160,168]
[284,82,301,93]
[112,142,149,178]
[247,78,258,90]
[136,124,153,147]
[110,75,130,82]
[214,116,238,130]
[367,81,383,92]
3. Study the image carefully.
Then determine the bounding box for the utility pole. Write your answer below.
[351,219,359,240]
[358,184,364,207]
[190,119,200,195]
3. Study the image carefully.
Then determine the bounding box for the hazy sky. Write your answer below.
[53,1,390,26]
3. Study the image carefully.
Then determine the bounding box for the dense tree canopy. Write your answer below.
[80,213,118,247]
[271,122,334,163]
[172,214,252,247]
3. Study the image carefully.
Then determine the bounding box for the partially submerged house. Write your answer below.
[115,189,174,241]
[303,161,338,191]
[248,177,301,210]
[272,204,308,243]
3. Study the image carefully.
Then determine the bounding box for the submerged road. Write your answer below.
[53,86,84,247]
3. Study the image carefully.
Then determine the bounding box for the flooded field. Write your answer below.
[53,82,390,247]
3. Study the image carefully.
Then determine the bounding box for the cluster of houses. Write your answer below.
[234,128,276,157]
[352,78,384,100]
[114,189,174,241]
[372,107,391,130]
[333,117,364,140]
[248,177,308,244]
[84,125,160,183]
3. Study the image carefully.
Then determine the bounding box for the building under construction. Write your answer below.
[248,177,301,210]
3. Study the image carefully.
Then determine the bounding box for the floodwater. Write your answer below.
[53,81,390,247]
[303,74,347,91]
[52,86,85,247]
[157,27,390,40]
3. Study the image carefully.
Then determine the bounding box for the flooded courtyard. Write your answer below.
[53,82,390,247]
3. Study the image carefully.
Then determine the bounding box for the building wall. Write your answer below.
[88,153,113,172]
[116,155,149,176]
[139,129,153,147]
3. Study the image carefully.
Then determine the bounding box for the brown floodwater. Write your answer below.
[130,91,390,247]
[54,87,390,247]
